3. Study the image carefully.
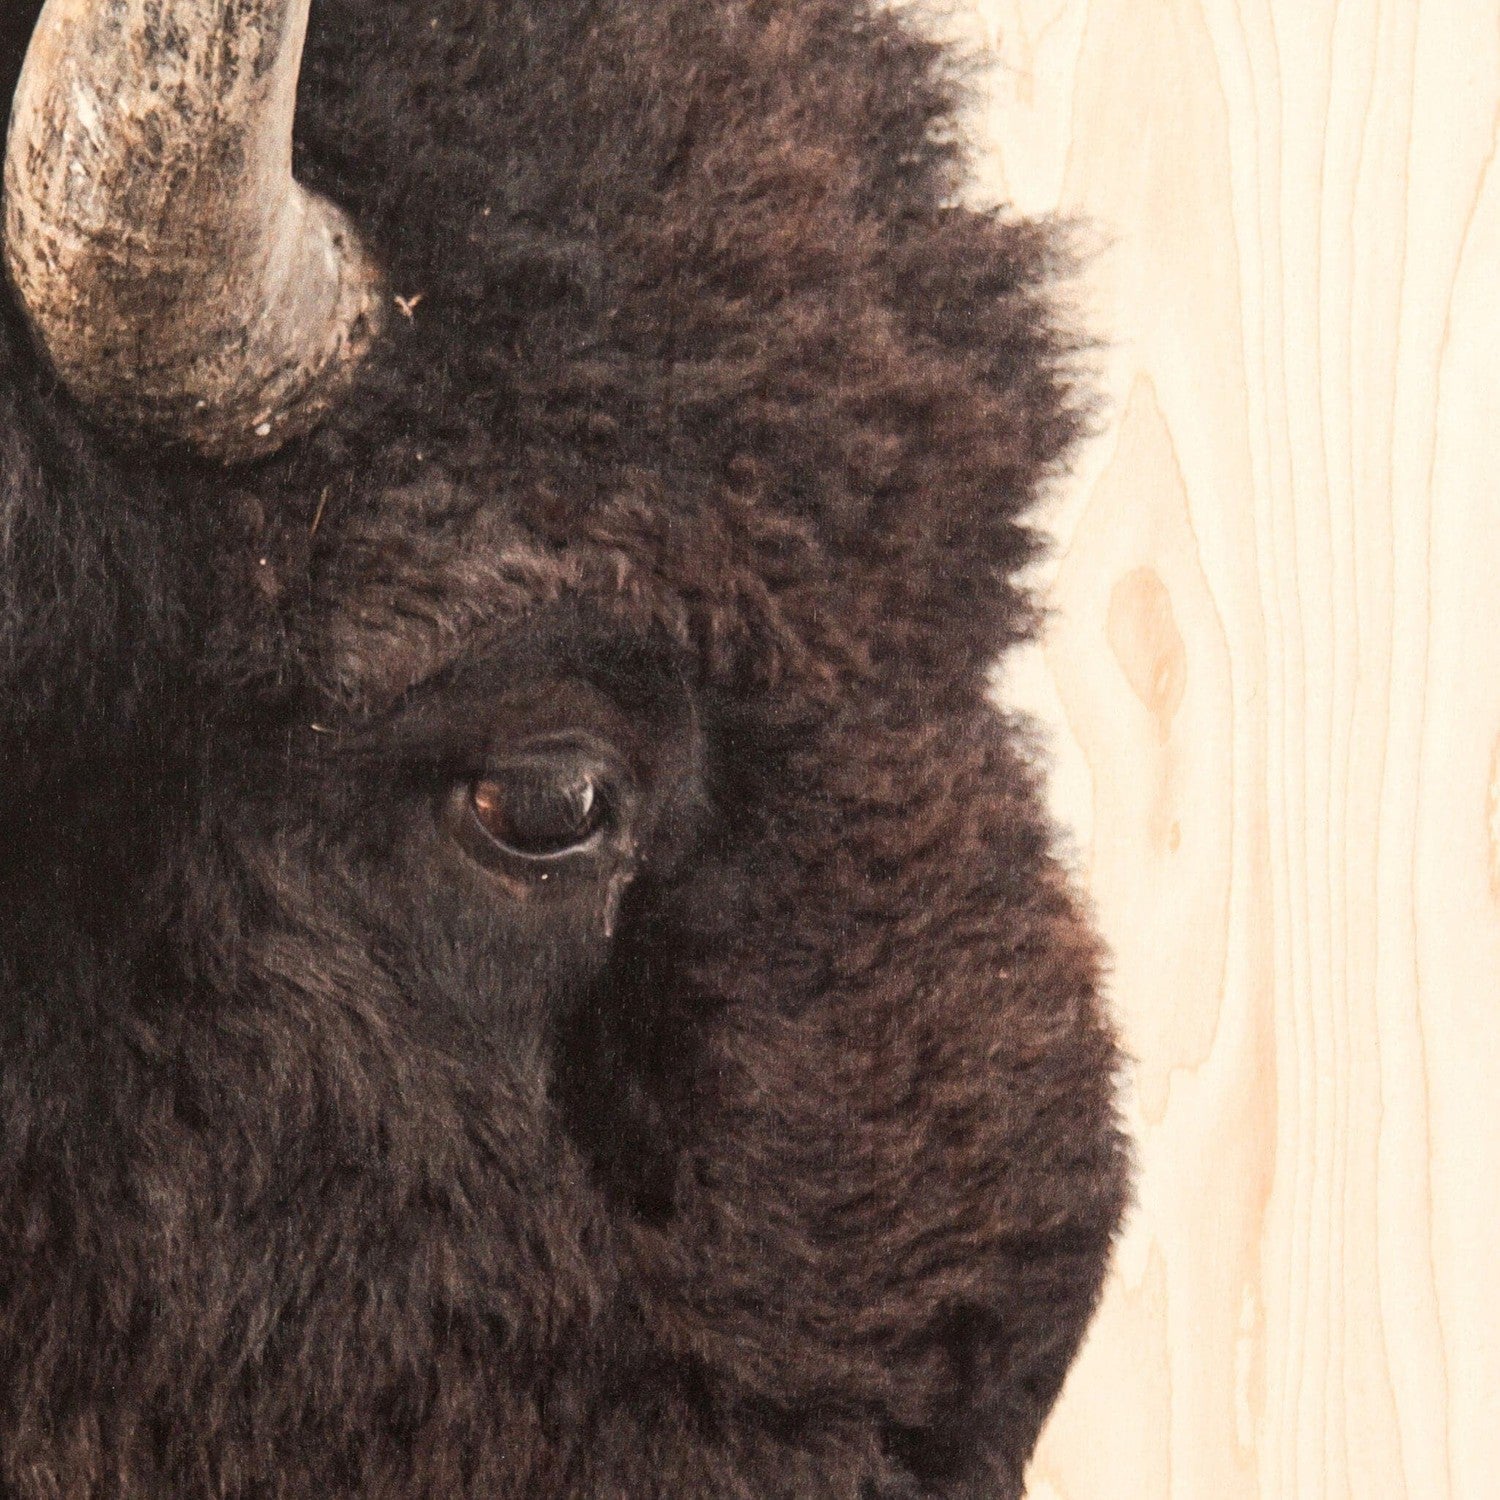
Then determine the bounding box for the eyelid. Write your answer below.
[469,760,613,861]
[445,741,636,883]
[465,800,609,864]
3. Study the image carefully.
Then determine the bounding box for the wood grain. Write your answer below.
[946,2,1500,1494]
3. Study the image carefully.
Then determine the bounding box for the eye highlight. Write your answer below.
[469,761,609,859]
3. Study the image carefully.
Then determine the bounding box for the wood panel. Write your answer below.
[944,2,1500,1495]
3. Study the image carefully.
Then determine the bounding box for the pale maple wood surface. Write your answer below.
[946,2,1500,1496]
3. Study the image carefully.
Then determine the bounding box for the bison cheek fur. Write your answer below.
[0,0,1130,1495]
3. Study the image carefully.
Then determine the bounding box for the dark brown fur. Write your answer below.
[0,1,1129,1495]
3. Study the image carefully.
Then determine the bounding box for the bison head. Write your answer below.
[0,2,1128,1496]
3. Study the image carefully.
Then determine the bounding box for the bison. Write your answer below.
[0,1,1129,1495]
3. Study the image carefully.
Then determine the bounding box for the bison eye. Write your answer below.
[469,761,609,859]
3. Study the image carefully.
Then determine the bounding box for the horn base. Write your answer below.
[6,188,386,464]
[3,0,386,464]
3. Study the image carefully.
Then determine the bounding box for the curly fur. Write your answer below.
[0,1,1129,1495]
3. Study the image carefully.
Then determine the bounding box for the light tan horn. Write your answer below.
[3,0,384,462]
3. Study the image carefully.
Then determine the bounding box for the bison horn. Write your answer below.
[3,0,385,462]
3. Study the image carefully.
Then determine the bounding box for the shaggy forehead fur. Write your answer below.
[290,0,1075,702]
[0,1,1127,1497]
[5,0,1079,712]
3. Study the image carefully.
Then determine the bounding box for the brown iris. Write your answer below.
[469,762,608,859]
